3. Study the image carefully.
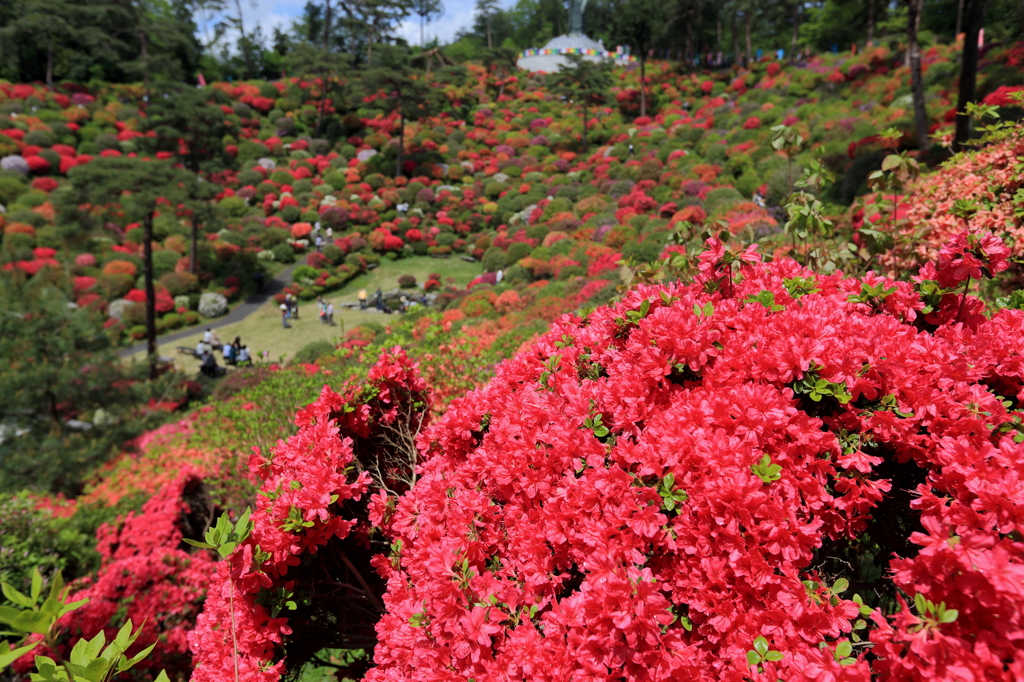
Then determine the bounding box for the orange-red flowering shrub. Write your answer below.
[366,243,1024,681]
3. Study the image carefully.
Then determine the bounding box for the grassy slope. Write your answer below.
[127,255,483,370]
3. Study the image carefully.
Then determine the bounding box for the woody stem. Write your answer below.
[229,559,239,682]
[956,276,971,323]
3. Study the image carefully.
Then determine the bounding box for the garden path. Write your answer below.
[118,264,297,358]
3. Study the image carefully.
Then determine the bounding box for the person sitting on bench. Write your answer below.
[200,351,226,377]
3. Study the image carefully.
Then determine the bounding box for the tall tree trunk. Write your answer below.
[190,219,200,275]
[640,58,647,117]
[868,0,875,43]
[396,106,405,177]
[233,0,251,77]
[955,0,989,150]
[685,12,694,66]
[716,18,722,51]
[233,0,247,40]
[582,104,588,154]
[955,0,964,36]
[324,0,331,51]
[486,16,492,48]
[421,13,424,47]
[316,0,331,137]
[744,10,752,67]
[907,0,929,150]
[790,2,799,64]
[138,28,150,102]
[46,40,53,91]
[731,11,739,66]
[143,212,157,379]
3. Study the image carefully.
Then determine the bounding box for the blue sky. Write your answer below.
[199,0,509,50]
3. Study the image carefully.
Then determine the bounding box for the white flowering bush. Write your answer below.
[197,292,228,318]
[107,299,133,322]
[1,155,29,175]
[173,295,191,310]
[256,250,276,261]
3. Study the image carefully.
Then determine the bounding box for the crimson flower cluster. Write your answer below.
[51,467,217,678]
[365,250,1024,680]
[189,349,431,682]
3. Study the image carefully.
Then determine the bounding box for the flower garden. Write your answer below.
[3,36,1024,682]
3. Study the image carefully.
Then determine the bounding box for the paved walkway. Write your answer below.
[119,264,296,358]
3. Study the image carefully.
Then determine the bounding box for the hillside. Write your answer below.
[2,38,1024,682]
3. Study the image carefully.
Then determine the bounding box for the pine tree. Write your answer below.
[63,158,194,377]
[549,54,613,154]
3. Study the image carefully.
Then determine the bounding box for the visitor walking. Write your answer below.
[358,288,368,309]
[317,297,327,324]
[280,302,291,328]
[326,301,335,326]
[315,235,324,252]
[374,287,383,311]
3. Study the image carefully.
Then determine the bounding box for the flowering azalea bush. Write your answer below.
[366,243,1024,681]
[188,349,431,682]
[877,126,1024,285]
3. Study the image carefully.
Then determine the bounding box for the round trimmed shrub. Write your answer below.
[197,292,228,318]
[106,299,133,322]
[481,246,507,272]
[397,274,417,289]
[159,271,199,296]
[271,243,296,264]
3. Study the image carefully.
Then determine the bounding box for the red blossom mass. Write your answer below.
[361,255,1024,682]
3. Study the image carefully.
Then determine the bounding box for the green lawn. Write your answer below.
[126,255,482,371]
[331,254,483,301]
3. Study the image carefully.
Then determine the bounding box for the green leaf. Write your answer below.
[0,642,38,670]
[745,650,760,666]
[48,572,64,603]
[182,539,214,550]
[0,605,23,626]
[120,641,158,672]
[753,636,769,657]
[835,641,853,659]
[832,578,849,594]
[939,608,959,624]
[30,570,42,603]
[57,598,89,618]
[881,155,902,171]
[764,651,784,662]
[1,583,34,609]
